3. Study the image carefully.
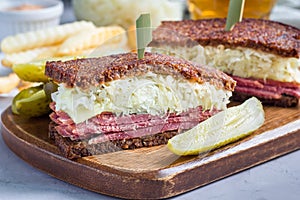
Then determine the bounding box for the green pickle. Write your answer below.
[12,56,84,83]
[11,56,78,117]
[12,61,49,82]
[12,85,52,118]
[167,97,265,156]
[43,82,58,98]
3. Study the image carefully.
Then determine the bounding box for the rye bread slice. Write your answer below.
[151,18,300,58]
[49,121,179,160]
[45,52,235,91]
[231,92,299,107]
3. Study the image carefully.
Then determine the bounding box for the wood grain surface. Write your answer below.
[1,105,299,199]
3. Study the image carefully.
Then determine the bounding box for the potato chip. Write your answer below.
[88,43,130,57]
[57,26,127,56]
[1,46,58,67]
[127,24,137,50]
[0,73,20,94]
[1,21,96,54]
[62,47,96,56]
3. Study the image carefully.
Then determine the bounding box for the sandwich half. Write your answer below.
[150,18,300,107]
[45,52,235,159]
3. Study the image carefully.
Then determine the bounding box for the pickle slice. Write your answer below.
[43,82,58,98]
[12,61,48,82]
[167,97,265,156]
[12,85,51,118]
[12,56,84,83]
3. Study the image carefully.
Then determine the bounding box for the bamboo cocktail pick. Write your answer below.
[136,13,152,59]
[225,0,246,31]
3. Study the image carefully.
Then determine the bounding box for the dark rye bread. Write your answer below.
[45,52,235,91]
[49,121,178,159]
[231,92,299,108]
[151,18,300,58]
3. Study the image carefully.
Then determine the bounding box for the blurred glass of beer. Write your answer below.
[188,0,277,19]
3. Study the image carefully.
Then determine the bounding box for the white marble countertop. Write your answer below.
[0,1,300,200]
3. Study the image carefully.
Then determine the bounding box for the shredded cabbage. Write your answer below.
[52,72,232,123]
[151,45,300,83]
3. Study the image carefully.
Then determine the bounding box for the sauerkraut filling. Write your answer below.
[52,72,232,123]
[151,45,300,83]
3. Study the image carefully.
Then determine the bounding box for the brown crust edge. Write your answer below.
[45,52,236,91]
[49,121,179,160]
[153,18,300,58]
[231,92,299,107]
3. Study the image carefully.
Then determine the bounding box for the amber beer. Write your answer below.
[188,0,277,19]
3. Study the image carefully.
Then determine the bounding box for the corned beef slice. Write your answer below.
[230,75,300,100]
[50,102,219,142]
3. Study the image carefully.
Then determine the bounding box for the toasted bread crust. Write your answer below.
[49,121,179,159]
[152,18,300,58]
[45,52,235,91]
[231,92,299,107]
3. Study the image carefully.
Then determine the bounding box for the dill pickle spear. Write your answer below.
[167,97,265,156]
[43,82,58,98]
[12,61,48,82]
[12,56,85,82]
[12,85,51,118]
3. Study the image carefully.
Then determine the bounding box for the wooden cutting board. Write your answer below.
[1,105,300,199]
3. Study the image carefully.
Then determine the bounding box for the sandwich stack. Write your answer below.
[150,18,300,107]
[45,52,235,159]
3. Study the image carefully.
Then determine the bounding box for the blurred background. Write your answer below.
[60,0,300,28]
[0,0,299,78]
[0,0,299,42]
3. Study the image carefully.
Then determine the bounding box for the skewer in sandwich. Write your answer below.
[45,52,235,159]
[150,18,300,107]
